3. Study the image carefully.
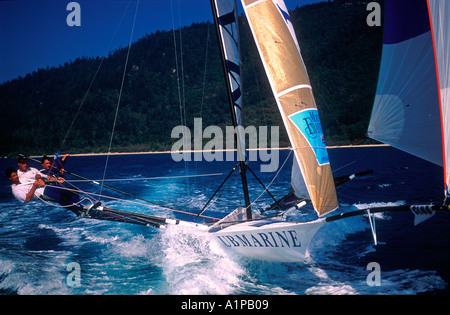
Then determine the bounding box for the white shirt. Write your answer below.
[12,167,46,202]
[11,182,45,203]
[17,167,47,183]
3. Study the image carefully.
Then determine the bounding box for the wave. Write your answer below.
[150,225,245,295]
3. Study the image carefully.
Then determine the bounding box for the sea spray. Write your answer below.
[156,225,245,294]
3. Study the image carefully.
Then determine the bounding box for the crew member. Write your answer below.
[5,162,85,216]
[40,154,69,177]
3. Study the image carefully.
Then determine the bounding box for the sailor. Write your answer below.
[5,166,47,203]
[40,153,69,177]
[16,154,66,199]
[17,154,48,183]
[5,159,88,216]
[17,154,67,188]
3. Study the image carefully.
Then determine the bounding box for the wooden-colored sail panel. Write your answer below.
[242,0,338,215]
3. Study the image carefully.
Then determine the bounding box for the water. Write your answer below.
[0,146,448,295]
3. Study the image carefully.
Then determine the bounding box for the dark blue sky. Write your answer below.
[0,0,325,84]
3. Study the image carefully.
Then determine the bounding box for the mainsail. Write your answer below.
[428,0,449,197]
[211,0,246,162]
[211,0,252,218]
[368,0,448,197]
[241,0,338,216]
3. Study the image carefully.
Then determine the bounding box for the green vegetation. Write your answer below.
[0,1,383,157]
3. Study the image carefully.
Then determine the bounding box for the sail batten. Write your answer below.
[241,0,338,216]
[277,85,312,98]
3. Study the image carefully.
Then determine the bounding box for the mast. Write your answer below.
[210,0,252,219]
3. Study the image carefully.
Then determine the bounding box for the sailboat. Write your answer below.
[63,0,448,262]
[200,0,449,262]
[205,0,338,262]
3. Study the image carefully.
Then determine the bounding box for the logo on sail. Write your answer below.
[288,109,330,165]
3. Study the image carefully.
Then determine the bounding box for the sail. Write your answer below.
[291,156,309,199]
[211,0,246,162]
[428,0,449,196]
[241,0,338,216]
[211,0,252,218]
[367,0,443,167]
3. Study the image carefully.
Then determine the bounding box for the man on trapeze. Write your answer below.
[5,155,99,216]
[40,153,69,177]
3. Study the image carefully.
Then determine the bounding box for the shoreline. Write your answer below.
[21,144,389,158]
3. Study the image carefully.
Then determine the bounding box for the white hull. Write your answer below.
[210,219,326,262]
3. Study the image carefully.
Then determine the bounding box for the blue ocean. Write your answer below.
[0,146,449,295]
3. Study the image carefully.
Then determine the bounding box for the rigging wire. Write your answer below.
[195,164,238,220]
[171,0,191,196]
[199,23,211,122]
[58,0,134,153]
[25,156,220,221]
[35,183,220,222]
[99,0,140,200]
[64,172,224,183]
[192,22,212,189]
[170,0,187,129]
[246,149,293,211]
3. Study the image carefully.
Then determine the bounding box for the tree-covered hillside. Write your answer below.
[0,1,383,157]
